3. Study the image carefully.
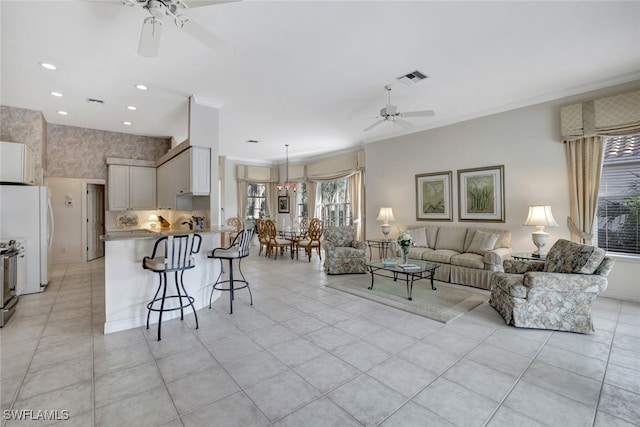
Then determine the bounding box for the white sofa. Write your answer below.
[403,225,512,290]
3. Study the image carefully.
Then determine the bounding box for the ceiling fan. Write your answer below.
[364,85,435,132]
[101,0,238,57]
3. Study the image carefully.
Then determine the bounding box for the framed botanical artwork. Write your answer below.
[278,195,290,213]
[415,171,453,221]
[457,165,505,222]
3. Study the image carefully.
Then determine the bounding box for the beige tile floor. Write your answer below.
[1,251,639,427]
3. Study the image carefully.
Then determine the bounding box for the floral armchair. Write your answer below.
[323,226,367,274]
[489,239,614,334]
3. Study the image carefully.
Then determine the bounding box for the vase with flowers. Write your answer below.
[397,228,414,265]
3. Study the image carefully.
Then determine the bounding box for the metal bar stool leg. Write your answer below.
[228,259,234,314]
[179,270,199,330]
[157,272,168,341]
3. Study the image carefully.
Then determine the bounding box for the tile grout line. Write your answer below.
[591,301,623,427]
[1,265,65,427]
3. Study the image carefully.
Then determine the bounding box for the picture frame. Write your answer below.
[457,165,505,222]
[415,171,453,221]
[278,195,290,213]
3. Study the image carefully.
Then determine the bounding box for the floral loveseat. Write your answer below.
[489,239,614,334]
[323,226,367,274]
[404,225,512,289]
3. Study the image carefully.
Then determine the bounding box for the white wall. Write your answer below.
[47,177,84,263]
[365,82,640,302]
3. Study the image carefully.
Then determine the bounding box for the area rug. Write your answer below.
[326,275,487,323]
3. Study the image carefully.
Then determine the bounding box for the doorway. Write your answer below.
[86,183,105,261]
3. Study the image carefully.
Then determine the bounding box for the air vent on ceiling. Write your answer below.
[245,139,259,144]
[87,98,105,105]
[396,70,428,86]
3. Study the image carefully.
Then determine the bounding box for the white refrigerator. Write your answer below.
[0,185,53,294]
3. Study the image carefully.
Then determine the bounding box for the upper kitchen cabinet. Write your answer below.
[156,146,210,210]
[176,147,211,196]
[108,165,156,211]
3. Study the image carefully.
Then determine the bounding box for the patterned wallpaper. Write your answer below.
[0,105,46,184]
[1,105,171,181]
[47,124,170,180]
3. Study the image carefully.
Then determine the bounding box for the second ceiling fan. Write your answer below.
[364,85,435,131]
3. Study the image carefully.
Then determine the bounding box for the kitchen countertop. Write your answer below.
[100,225,235,241]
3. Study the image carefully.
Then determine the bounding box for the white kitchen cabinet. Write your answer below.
[108,165,156,211]
[176,147,211,196]
[156,147,211,209]
[156,160,177,210]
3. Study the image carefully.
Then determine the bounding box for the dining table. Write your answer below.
[278,228,307,259]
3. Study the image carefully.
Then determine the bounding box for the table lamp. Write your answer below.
[524,205,559,256]
[376,207,395,237]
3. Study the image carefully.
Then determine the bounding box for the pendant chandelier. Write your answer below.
[277,144,297,194]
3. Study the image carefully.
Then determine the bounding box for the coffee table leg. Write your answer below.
[405,274,413,300]
[368,268,375,290]
[430,269,437,290]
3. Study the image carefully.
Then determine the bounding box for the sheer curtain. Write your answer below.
[565,136,606,244]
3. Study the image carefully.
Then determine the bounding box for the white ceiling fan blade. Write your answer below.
[395,118,413,129]
[179,17,232,54]
[138,17,163,57]
[400,110,436,118]
[184,0,242,8]
[364,120,386,132]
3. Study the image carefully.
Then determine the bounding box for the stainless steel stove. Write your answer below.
[0,238,23,327]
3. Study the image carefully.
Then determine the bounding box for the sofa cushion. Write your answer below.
[451,253,484,269]
[467,230,499,255]
[408,227,429,248]
[543,239,606,274]
[422,249,459,264]
[435,227,467,252]
[408,247,431,260]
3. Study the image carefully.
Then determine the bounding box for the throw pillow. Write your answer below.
[467,230,499,255]
[409,227,429,248]
[543,239,606,274]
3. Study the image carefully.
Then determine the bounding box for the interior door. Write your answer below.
[87,184,105,261]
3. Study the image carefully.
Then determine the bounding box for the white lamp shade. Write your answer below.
[524,206,559,227]
[376,207,395,223]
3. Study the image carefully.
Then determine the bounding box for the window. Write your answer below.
[294,181,308,225]
[319,178,352,226]
[245,182,269,220]
[597,135,640,255]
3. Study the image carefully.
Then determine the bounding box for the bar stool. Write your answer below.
[208,229,254,314]
[142,234,201,340]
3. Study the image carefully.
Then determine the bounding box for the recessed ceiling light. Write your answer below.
[50,91,63,97]
[135,84,148,91]
[57,111,68,115]
[127,106,137,111]
[122,121,132,126]
[40,62,57,70]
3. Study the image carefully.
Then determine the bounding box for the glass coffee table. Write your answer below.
[366,259,440,300]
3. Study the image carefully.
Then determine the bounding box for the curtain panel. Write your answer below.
[565,136,606,244]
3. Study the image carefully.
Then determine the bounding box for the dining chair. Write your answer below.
[256,218,270,256]
[226,217,243,245]
[297,218,323,262]
[264,219,290,259]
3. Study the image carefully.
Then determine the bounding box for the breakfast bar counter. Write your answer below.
[101,226,232,334]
